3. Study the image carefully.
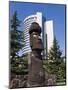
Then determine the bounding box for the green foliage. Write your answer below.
[11,55,28,75]
[10,11,24,58]
[11,11,21,31]
[10,11,26,75]
[10,11,25,58]
[43,37,66,84]
[48,37,62,60]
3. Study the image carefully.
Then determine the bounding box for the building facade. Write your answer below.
[44,20,54,59]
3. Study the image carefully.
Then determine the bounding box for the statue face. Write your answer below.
[30,32,42,50]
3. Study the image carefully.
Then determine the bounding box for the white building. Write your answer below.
[19,12,54,59]
[44,20,54,54]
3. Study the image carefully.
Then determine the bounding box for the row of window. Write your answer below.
[24,33,29,37]
[22,50,31,55]
[25,42,30,46]
[22,45,31,50]
[24,19,36,26]
[24,31,29,36]
[24,38,30,42]
[23,20,37,30]
[24,32,30,37]
[22,47,31,53]
[18,45,31,55]
[22,46,31,50]
[23,16,37,25]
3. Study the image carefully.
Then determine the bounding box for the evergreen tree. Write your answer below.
[11,55,28,75]
[10,11,23,61]
[48,37,62,61]
[10,11,25,74]
[43,37,66,84]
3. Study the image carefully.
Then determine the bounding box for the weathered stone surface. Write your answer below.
[10,75,28,88]
[47,74,56,86]
[30,32,43,50]
[27,53,45,87]
[29,22,41,34]
[10,75,21,88]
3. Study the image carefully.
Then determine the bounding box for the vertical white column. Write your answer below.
[36,12,42,28]
[44,20,54,53]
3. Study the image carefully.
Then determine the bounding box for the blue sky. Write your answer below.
[9,1,66,56]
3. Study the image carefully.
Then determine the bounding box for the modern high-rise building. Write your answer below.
[44,20,54,59]
[19,12,54,59]
[44,20,54,52]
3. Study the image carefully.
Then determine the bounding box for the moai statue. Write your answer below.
[27,22,45,87]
